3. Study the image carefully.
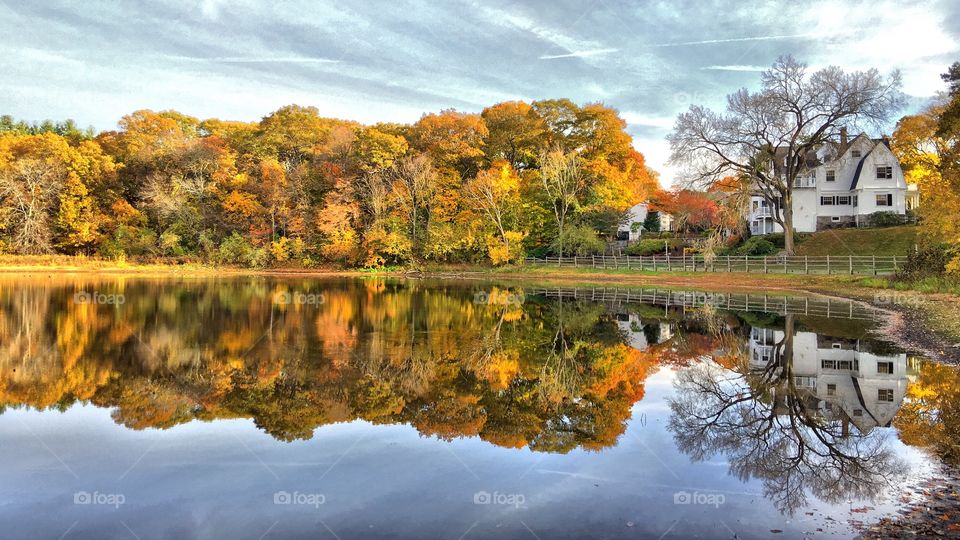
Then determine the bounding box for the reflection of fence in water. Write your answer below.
[525,255,907,275]
[530,287,881,321]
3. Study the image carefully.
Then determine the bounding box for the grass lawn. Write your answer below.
[794,225,919,256]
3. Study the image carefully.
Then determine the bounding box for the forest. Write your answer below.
[0,100,661,267]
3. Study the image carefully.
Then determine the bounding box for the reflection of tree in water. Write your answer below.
[0,279,656,451]
[668,315,904,515]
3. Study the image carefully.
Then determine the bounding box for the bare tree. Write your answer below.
[538,147,584,257]
[0,158,65,254]
[668,56,904,254]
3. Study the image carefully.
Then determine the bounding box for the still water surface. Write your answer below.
[0,276,957,539]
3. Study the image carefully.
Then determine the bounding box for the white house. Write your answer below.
[748,130,914,235]
[617,203,674,241]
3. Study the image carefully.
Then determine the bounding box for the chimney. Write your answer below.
[881,134,891,148]
[840,127,848,148]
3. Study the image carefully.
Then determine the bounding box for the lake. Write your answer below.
[0,276,956,539]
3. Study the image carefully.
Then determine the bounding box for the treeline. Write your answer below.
[0,100,659,267]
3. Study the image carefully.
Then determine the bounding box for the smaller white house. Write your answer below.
[748,131,915,234]
[617,203,674,241]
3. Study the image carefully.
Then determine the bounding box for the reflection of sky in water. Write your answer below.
[0,367,934,540]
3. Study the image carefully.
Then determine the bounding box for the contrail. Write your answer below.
[700,65,768,71]
[655,33,814,47]
[540,47,618,59]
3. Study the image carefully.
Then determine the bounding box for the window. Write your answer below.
[877,361,894,374]
[878,389,894,402]
[832,343,842,349]
[853,195,858,207]
[852,150,862,158]
[822,359,858,370]
[827,384,836,396]
[826,170,836,182]
[853,409,863,417]
[831,216,841,222]
[821,196,835,206]
[876,193,893,207]
[876,166,893,179]
[616,230,629,241]
[837,196,851,205]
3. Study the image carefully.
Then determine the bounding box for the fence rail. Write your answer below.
[524,254,906,276]
[531,287,881,320]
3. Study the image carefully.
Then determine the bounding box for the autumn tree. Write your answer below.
[668,56,904,254]
[465,161,523,264]
[538,148,585,256]
[481,101,543,170]
[892,61,960,272]
[390,154,437,260]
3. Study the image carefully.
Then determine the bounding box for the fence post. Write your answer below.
[727,256,731,273]
[804,256,808,274]
[872,255,876,276]
[764,257,768,274]
[668,256,672,272]
[592,255,595,268]
[745,255,748,272]
[849,256,853,275]
[827,255,830,275]
[783,256,787,274]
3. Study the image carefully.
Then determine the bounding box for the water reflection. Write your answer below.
[670,314,904,514]
[0,277,955,522]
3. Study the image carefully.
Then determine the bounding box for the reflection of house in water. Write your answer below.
[749,327,908,431]
[615,312,672,351]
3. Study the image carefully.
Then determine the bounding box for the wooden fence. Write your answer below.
[524,254,907,276]
[532,287,882,320]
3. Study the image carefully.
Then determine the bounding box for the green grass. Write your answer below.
[794,225,919,257]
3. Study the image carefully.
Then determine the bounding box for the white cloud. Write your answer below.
[168,55,341,64]
[621,112,675,129]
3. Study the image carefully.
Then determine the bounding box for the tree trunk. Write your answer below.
[782,191,795,255]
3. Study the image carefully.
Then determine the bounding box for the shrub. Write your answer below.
[98,225,158,259]
[486,231,527,266]
[867,211,904,227]
[897,244,951,280]
[554,225,605,256]
[735,237,778,256]
[626,239,675,256]
[755,232,804,249]
[217,232,267,268]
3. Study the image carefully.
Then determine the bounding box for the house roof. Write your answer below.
[770,133,893,190]
[849,144,876,190]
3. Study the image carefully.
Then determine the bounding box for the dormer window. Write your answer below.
[852,150,862,158]
[876,166,892,179]
[826,170,836,182]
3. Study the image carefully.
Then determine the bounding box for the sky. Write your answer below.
[2,0,958,187]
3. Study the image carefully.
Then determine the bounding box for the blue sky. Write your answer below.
[2,0,958,185]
